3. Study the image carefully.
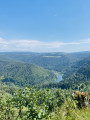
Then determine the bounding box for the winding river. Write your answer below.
[55,74,62,83]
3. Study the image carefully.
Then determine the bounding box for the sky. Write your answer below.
[0,0,90,52]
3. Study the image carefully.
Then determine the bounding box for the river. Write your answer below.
[55,74,62,83]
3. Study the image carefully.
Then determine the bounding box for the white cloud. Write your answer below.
[0,38,63,52]
[80,39,90,43]
[0,37,90,52]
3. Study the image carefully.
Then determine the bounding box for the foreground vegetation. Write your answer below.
[0,86,90,120]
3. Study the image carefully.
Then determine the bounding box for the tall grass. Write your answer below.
[49,99,90,120]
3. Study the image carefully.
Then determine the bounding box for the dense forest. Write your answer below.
[0,52,90,119]
[0,60,56,86]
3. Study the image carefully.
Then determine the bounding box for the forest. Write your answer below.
[0,52,90,120]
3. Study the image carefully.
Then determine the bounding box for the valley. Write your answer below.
[0,52,90,120]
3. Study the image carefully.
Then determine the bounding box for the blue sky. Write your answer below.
[0,0,90,52]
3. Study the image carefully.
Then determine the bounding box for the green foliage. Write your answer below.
[0,87,90,120]
[0,88,68,120]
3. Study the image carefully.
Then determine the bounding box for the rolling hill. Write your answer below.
[0,58,56,86]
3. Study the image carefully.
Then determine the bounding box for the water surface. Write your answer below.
[55,74,62,83]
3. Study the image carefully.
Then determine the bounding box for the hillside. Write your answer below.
[67,59,90,84]
[0,59,56,86]
[64,57,90,89]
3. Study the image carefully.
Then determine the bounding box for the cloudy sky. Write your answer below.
[0,0,90,52]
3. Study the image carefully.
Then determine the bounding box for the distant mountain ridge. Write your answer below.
[0,52,90,73]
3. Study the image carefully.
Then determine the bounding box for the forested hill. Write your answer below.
[64,58,90,83]
[0,59,56,86]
